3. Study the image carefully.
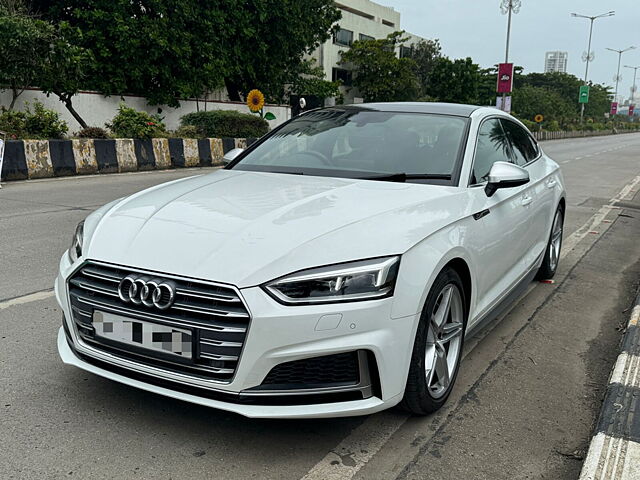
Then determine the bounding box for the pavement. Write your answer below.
[1,133,639,479]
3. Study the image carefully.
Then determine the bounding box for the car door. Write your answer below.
[467,117,533,319]
[500,119,551,270]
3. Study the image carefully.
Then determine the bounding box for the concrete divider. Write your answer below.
[0,137,258,181]
[579,291,640,479]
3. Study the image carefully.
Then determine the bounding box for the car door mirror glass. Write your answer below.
[484,161,529,197]
[223,148,244,165]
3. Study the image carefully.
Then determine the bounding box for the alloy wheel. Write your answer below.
[425,283,464,399]
[549,210,563,272]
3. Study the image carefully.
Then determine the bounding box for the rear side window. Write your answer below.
[501,119,538,166]
[471,118,511,184]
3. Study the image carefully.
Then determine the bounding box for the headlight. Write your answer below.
[68,220,85,263]
[264,256,400,305]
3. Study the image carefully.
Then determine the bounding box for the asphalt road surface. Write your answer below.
[1,133,640,480]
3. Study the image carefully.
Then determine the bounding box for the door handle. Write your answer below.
[547,179,557,189]
[521,195,533,206]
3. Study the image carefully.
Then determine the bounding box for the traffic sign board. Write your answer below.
[534,114,544,123]
[579,85,590,104]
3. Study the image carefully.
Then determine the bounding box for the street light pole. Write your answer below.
[571,11,615,123]
[606,47,636,105]
[500,0,521,112]
[624,65,640,104]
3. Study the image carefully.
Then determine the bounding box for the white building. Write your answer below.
[544,51,568,73]
[309,0,425,104]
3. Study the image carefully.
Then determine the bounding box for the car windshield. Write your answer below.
[229,108,468,184]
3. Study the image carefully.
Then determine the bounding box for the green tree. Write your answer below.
[425,57,481,104]
[514,71,613,122]
[288,59,341,102]
[408,39,442,95]
[38,23,94,128]
[339,31,419,102]
[0,3,54,109]
[34,0,228,106]
[511,85,575,125]
[220,0,341,101]
[34,0,340,105]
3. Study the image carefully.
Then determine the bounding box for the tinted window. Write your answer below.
[471,119,511,184]
[501,119,538,166]
[334,28,353,46]
[230,109,468,183]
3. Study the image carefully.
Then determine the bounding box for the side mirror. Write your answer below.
[485,161,529,197]
[222,147,244,165]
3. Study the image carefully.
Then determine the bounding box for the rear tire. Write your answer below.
[399,267,467,415]
[535,205,564,280]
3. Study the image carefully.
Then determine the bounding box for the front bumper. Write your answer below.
[56,257,417,418]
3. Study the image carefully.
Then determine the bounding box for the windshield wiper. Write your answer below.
[357,173,452,182]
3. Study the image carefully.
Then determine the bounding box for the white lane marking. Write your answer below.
[576,156,583,160]
[561,175,640,256]
[300,412,407,480]
[0,290,54,310]
[301,174,640,480]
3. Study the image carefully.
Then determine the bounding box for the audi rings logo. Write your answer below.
[118,275,176,310]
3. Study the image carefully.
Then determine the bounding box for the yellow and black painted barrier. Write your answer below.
[0,137,256,181]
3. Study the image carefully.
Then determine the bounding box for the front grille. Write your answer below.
[67,261,250,382]
[261,352,360,388]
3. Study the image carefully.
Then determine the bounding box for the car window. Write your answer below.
[230,109,468,184]
[471,118,511,184]
[501,119,538,166]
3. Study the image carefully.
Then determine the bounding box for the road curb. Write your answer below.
[0,137,255,182]
[579,290,640,480]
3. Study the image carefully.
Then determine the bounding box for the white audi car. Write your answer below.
[56,103,565,418]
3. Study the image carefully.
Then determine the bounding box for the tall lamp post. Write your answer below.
[624,65,640,104]
[606,46,636,105]
[571,11,615,123]
[499,0,521,112]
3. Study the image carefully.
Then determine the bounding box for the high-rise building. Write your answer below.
[544,51,568,73]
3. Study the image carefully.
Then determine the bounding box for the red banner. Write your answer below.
[610,102,618,115]
[629,104,635,116]
[497,63,514,93]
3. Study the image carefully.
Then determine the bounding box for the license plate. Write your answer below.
[92,311,192,359]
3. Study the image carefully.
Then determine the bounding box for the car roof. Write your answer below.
[329,102,482,117]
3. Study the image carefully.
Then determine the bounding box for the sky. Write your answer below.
[384,0,640,99]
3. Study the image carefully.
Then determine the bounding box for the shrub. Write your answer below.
[519,119,536,131]
[76,126,110,138]
[0,102,68,139]
[23,101,69,139]
[0,109,28,139]
[173,125,201,138]
[180,110,269,138]
[107,103,166,138]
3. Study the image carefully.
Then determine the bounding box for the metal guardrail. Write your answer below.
[533,129,640,141]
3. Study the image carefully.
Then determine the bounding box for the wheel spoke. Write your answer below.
[425,344,437,386]
[434,345,450,389]
[431,285,453,332]
[440,321,463,344]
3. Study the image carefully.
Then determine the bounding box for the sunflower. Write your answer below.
[247,89,265,113]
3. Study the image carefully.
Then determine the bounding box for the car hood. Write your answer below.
[85,170,468,287]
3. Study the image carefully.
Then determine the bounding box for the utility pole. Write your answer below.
[625,65,640,104]
[499,0,521,111]
[571,11,615,123]
[606,46,636,105]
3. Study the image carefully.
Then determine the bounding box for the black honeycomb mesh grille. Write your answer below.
[261,352,359,387]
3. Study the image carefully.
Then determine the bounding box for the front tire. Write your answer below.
[536,205,564,280]
[399,267,467,415]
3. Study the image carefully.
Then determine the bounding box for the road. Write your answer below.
[1,133,639,480]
